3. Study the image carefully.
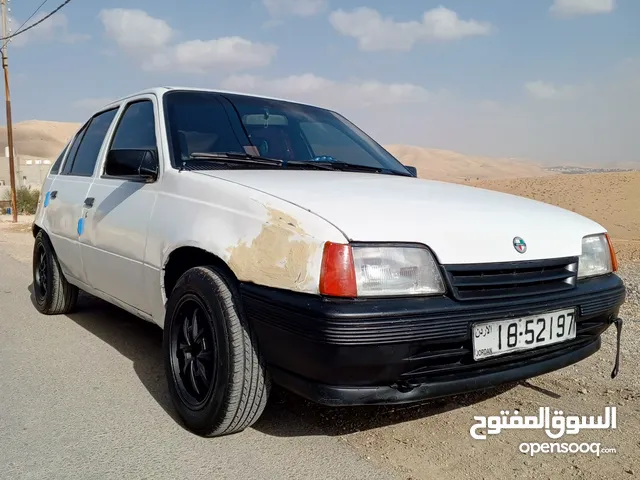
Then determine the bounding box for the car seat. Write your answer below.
[247,127,295,160]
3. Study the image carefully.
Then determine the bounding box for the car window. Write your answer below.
[299,122,373,166]
[49,143,69,175]
[64,108,118,177]
[224,93,407,172]
[164,91,248,165]
[61,124,89,175]
[163,91,409,174]
[110,100,157,151]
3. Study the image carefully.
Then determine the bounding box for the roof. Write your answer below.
[98,86,325,112]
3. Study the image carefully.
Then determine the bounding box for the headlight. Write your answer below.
[319,243,446,297]
[578,234,614,279]
[353,246,445,296]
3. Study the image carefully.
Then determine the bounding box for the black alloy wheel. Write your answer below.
[34,242,48,301]
[31,230,78,315]
[169,295,217,407]
[163,265,270,437]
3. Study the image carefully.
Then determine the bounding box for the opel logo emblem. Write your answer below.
[513,237,527,254]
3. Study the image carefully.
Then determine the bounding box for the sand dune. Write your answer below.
[1,120,81,159]
[384,144,550,182]
[4,120,552,182]
[472,171,640,262]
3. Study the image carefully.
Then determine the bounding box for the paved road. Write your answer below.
[0,250,398,480]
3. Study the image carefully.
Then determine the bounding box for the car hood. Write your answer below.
[198,170,606,264]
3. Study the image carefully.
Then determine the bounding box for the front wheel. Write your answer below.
[32,231,78,315]
[163,265,270,437]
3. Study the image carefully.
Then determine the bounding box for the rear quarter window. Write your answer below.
[63,108,119,177]
[49,144,69,175]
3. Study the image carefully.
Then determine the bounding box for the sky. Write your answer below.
[7,0,640,165]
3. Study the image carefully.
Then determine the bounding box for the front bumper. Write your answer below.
[240,273,626,406]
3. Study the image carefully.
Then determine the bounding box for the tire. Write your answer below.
[163,265,270,437]
[32,230,79,315]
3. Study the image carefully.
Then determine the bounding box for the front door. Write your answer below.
[45,108,119,283]
[79,98,160,313]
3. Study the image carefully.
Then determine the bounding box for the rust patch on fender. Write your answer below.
[227,207,320,291]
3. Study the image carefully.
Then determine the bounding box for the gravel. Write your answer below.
[617,264,640,320]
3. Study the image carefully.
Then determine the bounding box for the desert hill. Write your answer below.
[5,120,551,182]
[1,120,81,159]
[473,171,640,262]
[384,144,550,182]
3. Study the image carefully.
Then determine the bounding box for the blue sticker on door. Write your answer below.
[77,217,84,236]
[43,191,51,208]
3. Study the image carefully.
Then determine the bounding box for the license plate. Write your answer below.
[472,308,577,361]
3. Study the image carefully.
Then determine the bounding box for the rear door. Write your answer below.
[45,108,119,283]
[79,97,160,313]
[35,141,70,232]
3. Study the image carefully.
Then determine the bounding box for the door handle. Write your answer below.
[84,197,95,208]
[50,190,58,199]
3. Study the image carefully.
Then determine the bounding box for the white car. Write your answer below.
[32,87,626,437]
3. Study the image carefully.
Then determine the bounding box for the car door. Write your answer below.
[45,108,119,284]
[79,97,161,314]
[35,141,70,232]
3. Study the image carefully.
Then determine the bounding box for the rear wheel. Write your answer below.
[163,265,270,437]
[32,230,79,315]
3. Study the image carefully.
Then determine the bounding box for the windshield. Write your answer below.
[163,90,410,175]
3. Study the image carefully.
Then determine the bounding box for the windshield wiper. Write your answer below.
[187,152,411,176]
[188,151,283,166]
[189,153,338,171]
[286,160,411,176]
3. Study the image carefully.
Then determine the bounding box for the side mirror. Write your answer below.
[105,149,158,182]
[403,165,418,177]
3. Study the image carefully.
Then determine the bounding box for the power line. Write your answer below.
[1,0,71,42]
[2,0,50,50]
[13,0,51,37]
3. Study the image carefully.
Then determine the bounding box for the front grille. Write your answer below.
[443,256,579,301]
[398,328,604,384]
[396,316,609,383]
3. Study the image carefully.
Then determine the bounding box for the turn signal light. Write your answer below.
[605,233,618,272]
[319,242,357,297]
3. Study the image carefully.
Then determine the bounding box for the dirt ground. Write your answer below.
[472,171,640,263]
[1,172,638,480]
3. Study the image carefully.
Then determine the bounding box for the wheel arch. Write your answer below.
[162,245,237,301]
[32,221,43,238]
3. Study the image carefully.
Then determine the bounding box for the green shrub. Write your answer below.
[2,187,40,214]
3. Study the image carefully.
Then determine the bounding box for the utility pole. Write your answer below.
[1,0,17,222]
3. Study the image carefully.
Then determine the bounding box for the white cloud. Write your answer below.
[99,8,277,73]
[550,0,615,17]
[524,80,581,100]
[329,6,492,51]
[263,0,326,17]
[99,9,174,52]
[10,12,89,47]
[220,73,433,109]
[144,38,277,73]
